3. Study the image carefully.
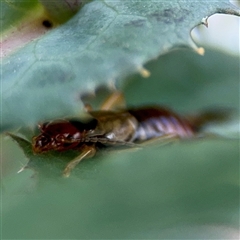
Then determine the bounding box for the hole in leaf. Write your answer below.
[42,20,53,28]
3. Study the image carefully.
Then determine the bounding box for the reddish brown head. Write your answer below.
[32,119,98,153]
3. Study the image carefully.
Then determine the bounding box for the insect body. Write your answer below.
[33,107,194,152]
[128,107,194,141]
[33,94,195,177]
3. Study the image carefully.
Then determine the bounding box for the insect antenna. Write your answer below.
[67,136,138,147]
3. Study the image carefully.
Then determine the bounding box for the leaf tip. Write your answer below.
[201,16,209,28]
[139,67,151,78]
[196,47,205,56]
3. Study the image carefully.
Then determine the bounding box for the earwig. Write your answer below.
[32,92,220,177]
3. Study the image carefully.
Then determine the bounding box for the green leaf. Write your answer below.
[2,137,239,238]
[1,0,39,32]
[1,0,240,131]
[2,49,239,239]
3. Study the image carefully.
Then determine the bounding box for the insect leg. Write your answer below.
[100,91,126,110]
[63,145,96,177]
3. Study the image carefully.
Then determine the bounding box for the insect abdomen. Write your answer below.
[128,107,194,142]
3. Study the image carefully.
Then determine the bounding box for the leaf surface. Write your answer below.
[1,0,240,130]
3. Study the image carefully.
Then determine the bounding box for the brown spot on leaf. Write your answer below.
[150,8,190,24]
